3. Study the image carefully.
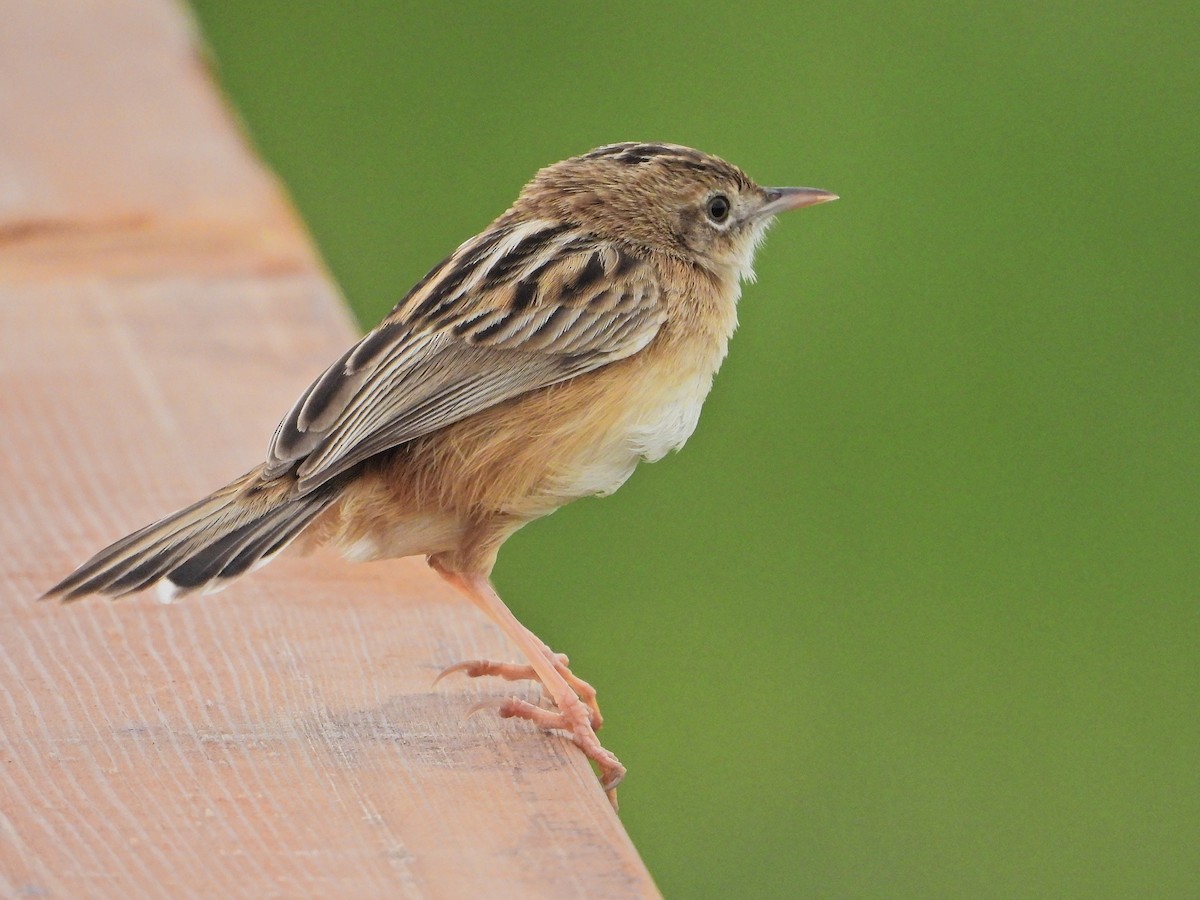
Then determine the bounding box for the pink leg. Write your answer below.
[432,565,625,803]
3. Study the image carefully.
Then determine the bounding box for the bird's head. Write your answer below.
[512,142,837,281]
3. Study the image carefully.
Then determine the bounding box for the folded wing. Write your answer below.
[265,219,665,492]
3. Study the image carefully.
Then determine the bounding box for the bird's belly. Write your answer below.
[627,385,709,463]
[545,369,712,502]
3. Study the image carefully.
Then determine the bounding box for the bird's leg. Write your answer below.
[431,564,625,801]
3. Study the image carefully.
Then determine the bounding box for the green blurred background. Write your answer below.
[188,3,1198,896]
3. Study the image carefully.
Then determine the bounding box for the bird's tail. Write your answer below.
[43,467,344,602]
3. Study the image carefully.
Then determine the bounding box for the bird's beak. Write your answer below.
[757,186,839,218]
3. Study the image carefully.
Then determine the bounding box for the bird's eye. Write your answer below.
[706,195,731,223]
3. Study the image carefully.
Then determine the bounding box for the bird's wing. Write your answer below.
[265,219,665,492]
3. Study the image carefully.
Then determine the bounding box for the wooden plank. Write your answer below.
[0,1,658,896]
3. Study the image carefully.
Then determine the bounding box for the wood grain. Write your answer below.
[0,1,658,896]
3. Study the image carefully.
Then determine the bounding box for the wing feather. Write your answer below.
[265,220,664,491]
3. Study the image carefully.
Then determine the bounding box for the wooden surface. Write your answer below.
[0,2,658,896]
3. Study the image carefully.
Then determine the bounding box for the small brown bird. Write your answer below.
[44,142,836,800]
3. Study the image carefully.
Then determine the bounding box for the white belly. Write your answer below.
[627,377,710,463]
[548,368,714,501]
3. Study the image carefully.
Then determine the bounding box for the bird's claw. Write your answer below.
[492,695,626,806]
[465,697,509,719]
[436,651,604,730]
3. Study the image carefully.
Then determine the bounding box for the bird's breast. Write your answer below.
[535,323,728,506]
[624,370,712,463]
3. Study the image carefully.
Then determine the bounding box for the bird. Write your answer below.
[43,142,837,803]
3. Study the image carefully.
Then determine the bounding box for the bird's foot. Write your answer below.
[491,693,626,806]
[428,566,621,804]
[437,649,603,730]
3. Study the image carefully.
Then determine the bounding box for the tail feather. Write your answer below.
[164,495,330,591]
[56,493,235,597]
[43,468,343,602]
